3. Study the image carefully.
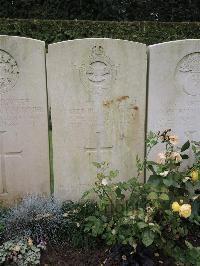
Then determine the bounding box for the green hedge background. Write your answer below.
[1,0,200,22]
[0,19,199,45]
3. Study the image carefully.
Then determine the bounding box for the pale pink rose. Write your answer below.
[157,152,166,164]
[169,135,179,145]
[170,152,182,163]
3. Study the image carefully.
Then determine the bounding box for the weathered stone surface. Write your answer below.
[0,36,50,202]
[148,39,200,161]
[48,38,147,200]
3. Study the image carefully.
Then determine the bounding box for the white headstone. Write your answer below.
[0,36,50,203]
[48,38,147,201]
[148,39,200,160]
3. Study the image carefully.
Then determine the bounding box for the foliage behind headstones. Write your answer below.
[0,0,199,22]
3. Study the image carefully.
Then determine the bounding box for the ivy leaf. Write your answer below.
[181,140,190,152]
[142,230,155,246]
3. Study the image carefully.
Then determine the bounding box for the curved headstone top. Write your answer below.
[148,39,200,164]
[0,35,50,203]
[48,38,146,47]
[0,36,45,95]
[47,38,147,200]
[0,35,45,43]
[149,39,200,47]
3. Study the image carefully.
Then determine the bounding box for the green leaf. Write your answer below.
[172,181,180,188]
[185,182,197,197]
[181,154,189,159]
[163,178,173,187]
[146,161,159,166]
[185,241,193,249]
[137,222,148,229]
[109,170,119,178]
[81,190,90,199]
[85,216,99,222]
[159,193,169,201]
[147,175,161,186]
[159,186,169,193]
[148,165,156,175]
[165,210,172,215]
[142,230,155,247]
[115,187,125,199]
[92,162,102,168]
[147,192,158,200]
[181,140,190,152]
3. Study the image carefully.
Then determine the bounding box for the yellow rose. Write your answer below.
[190,170,199,182]
[172,202,180,212]
[179,204,192,218]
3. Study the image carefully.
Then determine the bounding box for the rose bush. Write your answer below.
[83,130,200,265]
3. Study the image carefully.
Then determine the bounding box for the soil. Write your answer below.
[41,244,175,266]
[40,230,200,266]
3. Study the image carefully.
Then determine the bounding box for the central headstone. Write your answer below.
[0,36,50,203]
[48,39,147,200]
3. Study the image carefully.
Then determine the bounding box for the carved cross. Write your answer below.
[84,142,113,163]
[84,145,113,153]
[0,131,22,194]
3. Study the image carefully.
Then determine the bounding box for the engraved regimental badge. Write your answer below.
[79,45,117,97]
[0,50,19,94]
[175,52,200,96]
